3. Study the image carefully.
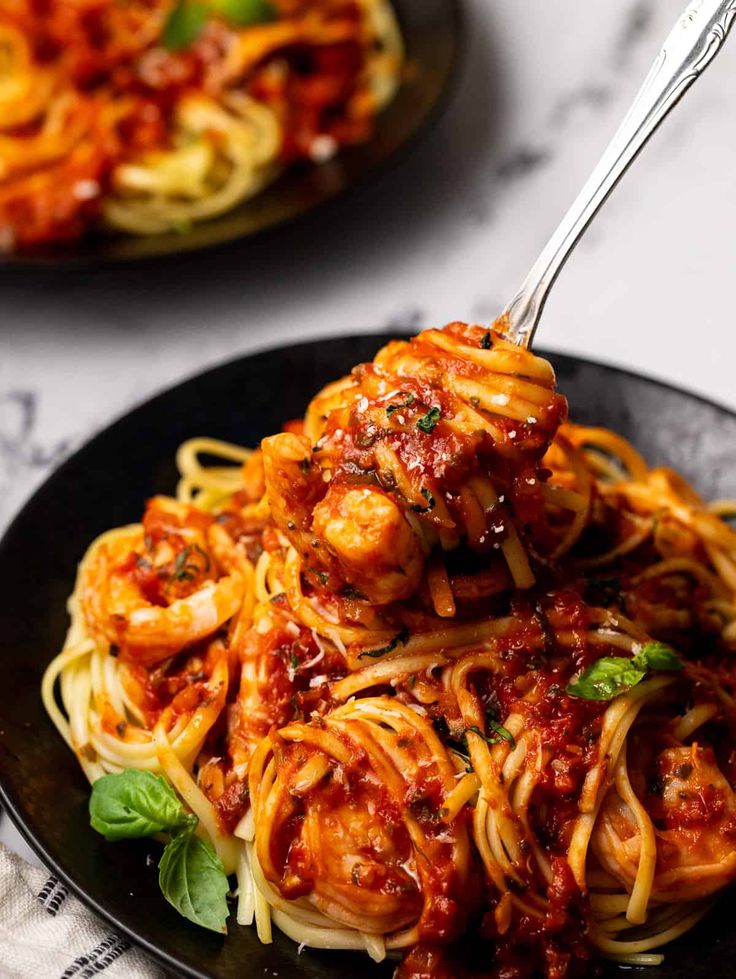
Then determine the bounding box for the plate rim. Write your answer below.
[1,332,735,978]
[0,0,465,270]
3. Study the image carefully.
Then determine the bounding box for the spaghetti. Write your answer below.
[0,0,402,249]
[43,323,736,978]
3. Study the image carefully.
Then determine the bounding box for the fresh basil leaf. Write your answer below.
[566,657,646,701]
[163,1,208,51]
[211,0,276,25]
[90,770,196,841]
[358,626,410,659]
[567,641,683,702]
[158,831,229,933]
[416,406,441,434]
[633,641,682,673]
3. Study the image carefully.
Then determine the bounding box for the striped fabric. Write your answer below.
[0,843,163,979]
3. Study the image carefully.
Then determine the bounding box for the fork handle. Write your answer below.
[500,0,736,348]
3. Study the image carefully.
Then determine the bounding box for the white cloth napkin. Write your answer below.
[0,842,165,979]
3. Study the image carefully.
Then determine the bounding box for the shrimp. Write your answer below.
[80,496,244,664]
[262,432,425,604]
[261,432,332,577]
[312,482,424,604]
[593,743,736,901]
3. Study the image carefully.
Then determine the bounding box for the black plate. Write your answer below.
[1,335,736,979]
[3,0,461,268]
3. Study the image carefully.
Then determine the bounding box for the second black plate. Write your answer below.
[5,0,462,267]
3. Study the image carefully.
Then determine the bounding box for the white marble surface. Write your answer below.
[2,0,736,862]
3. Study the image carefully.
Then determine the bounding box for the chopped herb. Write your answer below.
[358,626,410,659]
[435,716,474,770]
[341,585,368,601]
[410,487,436,513]
[416,406,441,434]
[299,458,311,473]
[315,571,329,586]
[449,744,473,773]
[408,674,416,690]
[171,545,210,584]
[487,719,516,746]
[387,394,415,417]
[566,641,683,701]
[480,332,492,349]
[270,591,286,604]
[290,653,299,671]
[465,723,516,749]
[470,396,481,408]
[409,795,441,824]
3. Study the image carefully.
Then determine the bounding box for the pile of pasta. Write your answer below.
[44,322,736,978]
[0,0,402,248]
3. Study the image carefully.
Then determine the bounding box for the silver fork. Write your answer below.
[498,0,736,348]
